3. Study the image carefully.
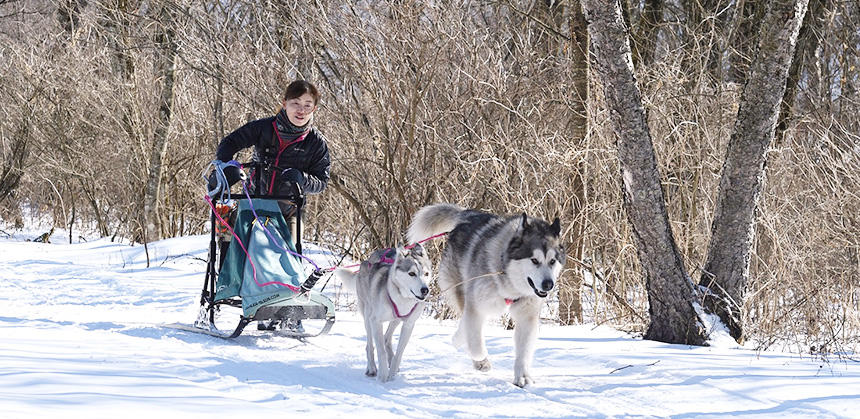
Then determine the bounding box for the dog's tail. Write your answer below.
[334,268,358,292]
[407,203,466,244]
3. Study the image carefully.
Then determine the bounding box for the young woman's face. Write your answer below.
[283,93,317,126]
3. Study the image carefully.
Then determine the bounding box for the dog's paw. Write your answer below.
[513,374,534,388]
[365,367,377,377]
[473,358,492,372]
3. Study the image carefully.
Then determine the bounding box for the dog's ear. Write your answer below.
[367,249,384,265]
[397,245,410,258]
[409,243,424,257]
[550,217,561,237]
[520,213,529,230]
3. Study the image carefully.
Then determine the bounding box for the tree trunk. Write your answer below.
[724,1,768,85]
[701,0,809,342]
[775,0,827,145]
[0,129,28,203]
[636,0,663,67]
[558,0,589,325]
[142,4,178,243]
[581,0,707,345]
[275,3,314,80]
[57,0,87,36]
[681,0,732,82]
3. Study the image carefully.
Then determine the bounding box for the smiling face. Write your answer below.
[389,246,431,301]
[282,92,317,127]
[506,246,564,298]
[505,216,565,298]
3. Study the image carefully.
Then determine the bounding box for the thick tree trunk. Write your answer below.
[275,4,314,80]
[701,0,809,342]
[581,0,707,345]
[142,4,178,243]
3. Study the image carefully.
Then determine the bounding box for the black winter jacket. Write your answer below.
[215,116,331,195]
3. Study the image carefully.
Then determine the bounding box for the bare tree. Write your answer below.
[142,2,179,244]
[557,0,589,325]
[701,0,809,342]
[635,0,662,67]
[0,126,28,204]
[776,0,829,144]
[723,0,767,84]
[581,0,707,345]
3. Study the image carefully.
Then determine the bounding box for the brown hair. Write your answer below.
[283,80,320,104]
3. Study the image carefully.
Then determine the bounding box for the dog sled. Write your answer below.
[178,161,335,340]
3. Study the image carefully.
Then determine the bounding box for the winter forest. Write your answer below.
[1,0,858,355]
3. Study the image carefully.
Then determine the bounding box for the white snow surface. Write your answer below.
[1,229,858,418]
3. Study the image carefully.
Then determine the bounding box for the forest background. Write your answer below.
[1,0,857,356]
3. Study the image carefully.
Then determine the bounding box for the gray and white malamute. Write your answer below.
[335,245,432,382]
[408,203,564,387]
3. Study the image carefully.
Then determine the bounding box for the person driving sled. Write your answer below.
[209,80,331,237]
[209,80,331,332]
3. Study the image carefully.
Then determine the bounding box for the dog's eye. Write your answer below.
[549,259,556,266]
[409,272,416,277]
[531,258,539,265]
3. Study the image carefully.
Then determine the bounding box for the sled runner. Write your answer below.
[187,162,335,339]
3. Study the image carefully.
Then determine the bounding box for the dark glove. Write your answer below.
[207,172,220,191]
[223,164,245,185]
[280,168,306,187]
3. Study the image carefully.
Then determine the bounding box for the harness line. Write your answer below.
[436,271,505,297]
[406,232,449,249]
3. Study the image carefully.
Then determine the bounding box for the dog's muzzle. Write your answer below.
[412,286,429,300]
[527,277,554,298]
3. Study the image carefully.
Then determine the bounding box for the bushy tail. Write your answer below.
[407,203,466,244]
[334,268,358,292]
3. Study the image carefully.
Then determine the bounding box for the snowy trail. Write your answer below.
[1,235,858,418]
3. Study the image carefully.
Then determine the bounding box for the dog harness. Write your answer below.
[378,248,396,264]
[388,293,419,318]
[370,248,419,318]
[363,248,396,268]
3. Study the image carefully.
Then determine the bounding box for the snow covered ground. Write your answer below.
[1,228,858,418]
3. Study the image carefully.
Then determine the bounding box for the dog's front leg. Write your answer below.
[386,315,417,381]
[371,321,391,382]
[363,318,378,377]
[457,307,491,371]
[510,300,540,387]
[384,319,400,366]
